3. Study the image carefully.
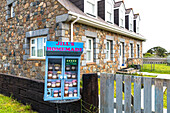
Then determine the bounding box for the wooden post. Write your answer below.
[82,73,98,113]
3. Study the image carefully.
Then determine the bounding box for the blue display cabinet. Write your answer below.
[44,41,83,101]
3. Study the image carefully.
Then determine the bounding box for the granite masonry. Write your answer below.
[0,0,144,80]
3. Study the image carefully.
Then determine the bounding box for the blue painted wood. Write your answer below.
[124,75,131,113]
[100,73,106,113]
[167,80,170,113]
[134,76,141,113]
[155,79,163,113]
[116,74,123,113]
[105,74,114,113]
[144,78,152,113]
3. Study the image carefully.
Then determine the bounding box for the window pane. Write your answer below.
[107,51,109,59]
[87,51,91,61]
[32,47,35,56]
[107,2,112,12]
[87,2,94,15]
[44,46,46,56]
[107,42,109,50]
[32,39,35,44]
[44,38,47,43]
[88,39,91,49]
[37,38,43,57]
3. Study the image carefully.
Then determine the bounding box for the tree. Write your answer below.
[146,46,167,57]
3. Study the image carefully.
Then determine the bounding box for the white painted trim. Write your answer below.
[105,0,114,23]
[84,0,98,18]
[106,40,111,61]
[68,11,146,41]
[86,38,94,62]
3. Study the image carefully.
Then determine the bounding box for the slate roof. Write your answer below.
[134,14,140,19]
[125,8,133,14]
[57,0,144,40]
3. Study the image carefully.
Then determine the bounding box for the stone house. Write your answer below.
[0,0,145,80]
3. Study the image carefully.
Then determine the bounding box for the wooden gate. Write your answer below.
[100,73,170,113]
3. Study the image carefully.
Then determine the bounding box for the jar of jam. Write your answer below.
[52,73,58,79]
[48,64,53,71]
[57,71,62,74]
[59,90,61,97]
[72,80,77,87]
[56,80,61,87]
[65,65,71,71]
[66,72,72,79]
[54,90,59,98]
[71,65,76,71]
[64,87,69,97]
[51,82,56,88]
[72,73,77,79]
[47,81,52,88]
[69,91,73,97]
[65,81,69,87]
[74,90,77,97]
[48,71,53,79]
[69,82,73,87]
[54,64,60,71]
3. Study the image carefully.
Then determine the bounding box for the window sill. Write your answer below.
[27,58,46,61]
[86,62,96,65]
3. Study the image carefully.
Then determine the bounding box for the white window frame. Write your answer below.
[105,0,114,23]
[119,4,125,28]
[30,37,47,59]
[129,15,133,31]
[86,38,93,62]
[106,41,111,61]
[84,0,97,17]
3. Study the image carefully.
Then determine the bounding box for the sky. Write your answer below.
[115,0,170,53]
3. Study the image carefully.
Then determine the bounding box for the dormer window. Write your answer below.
[134,14,140,34]
[129,16,133,31]
[85,0,97,17]
[106,0,114,23]
[120,10,124,27]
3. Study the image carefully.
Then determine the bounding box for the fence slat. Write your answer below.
[134,76,141,113]
[105,74,114,113]
[116,74,123,113]
[155,79,163,113]
[144,78,152,113]
[167,80,170,113]
[124,75,131,113]
[100,73,106,113]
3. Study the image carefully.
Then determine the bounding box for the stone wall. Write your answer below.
[0,0,68,80]
[0,0,143,80]
[72,23,143,74]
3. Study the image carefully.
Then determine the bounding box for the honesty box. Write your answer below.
[46,41,84,52]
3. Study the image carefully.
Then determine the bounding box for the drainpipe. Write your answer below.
[71,16,80,42]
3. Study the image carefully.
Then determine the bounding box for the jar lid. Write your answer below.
[64,87,69,90]
[52,82,56,84]
[69,91,72,93]
[54,90,58,93]
[74,90,77,92]
[56,80,60,82]
[48,71,53,74]
[57,71,61,74]
[54,64,60,66]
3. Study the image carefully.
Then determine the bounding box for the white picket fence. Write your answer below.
[100,73,170,113]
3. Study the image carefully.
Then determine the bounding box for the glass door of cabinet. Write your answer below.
[44,57,63,101]
[63,57,80,99]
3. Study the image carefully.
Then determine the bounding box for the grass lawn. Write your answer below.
[0,94,36,113]
[141,64,170,74]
